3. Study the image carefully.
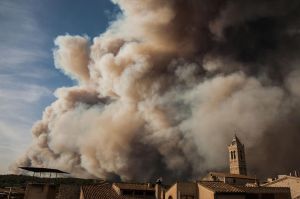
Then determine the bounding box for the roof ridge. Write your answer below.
[208,172,256,179]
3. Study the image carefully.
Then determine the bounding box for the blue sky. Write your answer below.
[0,0,117,173]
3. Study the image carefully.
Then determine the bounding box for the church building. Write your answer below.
[202,134,256,185]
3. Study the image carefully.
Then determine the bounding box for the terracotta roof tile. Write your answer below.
[81,184,125,199]
[199,181,244,193]
[238,186,290,193]
[199,181,290,194]
[113,183,155,191]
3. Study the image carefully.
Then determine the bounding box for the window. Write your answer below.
[122,190,134,196]
[230,151,237,160]
[135,190,144,196]
[145,191,155,196]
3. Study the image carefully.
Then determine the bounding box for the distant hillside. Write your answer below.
[0,174,103,188]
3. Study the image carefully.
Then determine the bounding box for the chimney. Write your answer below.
[267,178,273,182]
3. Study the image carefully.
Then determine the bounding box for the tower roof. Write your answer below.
[231,134,243,146]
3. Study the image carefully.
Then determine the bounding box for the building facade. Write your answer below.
[263,175,300,199]
[199,181,291,199]
[164,181,291,199]
[165,182,198,199]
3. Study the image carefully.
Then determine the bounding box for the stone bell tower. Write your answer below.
[228,134,247,175]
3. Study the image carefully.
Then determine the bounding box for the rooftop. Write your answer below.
[239,186,291,194]
[81,184,124,199]
[199,181,290,194]
[199,181,244,193]
[208,172,256,180]
[230,134,243,146]
[113,182,155,191]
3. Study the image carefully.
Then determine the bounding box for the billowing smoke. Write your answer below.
[14,0,300,181]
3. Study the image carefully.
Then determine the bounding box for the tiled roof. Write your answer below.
[199,181,244,193]
[199,181,290,194]
[113,183,155,191]
[238,186,290,194]
[230,134,243,146]
[209,172,256,179]
[81,183,125,199]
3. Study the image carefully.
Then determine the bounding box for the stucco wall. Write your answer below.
[198,184,214,199]
[165,183,178,199]
[177,182,198,198]
[265,177,300,199]
[24,184,57,199]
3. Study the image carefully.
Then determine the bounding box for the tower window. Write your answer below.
[230,151,237,160]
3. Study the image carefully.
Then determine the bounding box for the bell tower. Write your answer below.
[228,134,247,175]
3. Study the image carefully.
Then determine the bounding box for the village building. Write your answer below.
[198,181,291,199]
[112,182,156,198]
[79,180,292,199]
[57,184,81,199]
[263,174,300,199]
[79,134,292,199]
[80,182,164,199]
[202,172,257,186]
[163,181,291,199]
[24,183,57,199]
[165,182,198,199]
[14,134,293,199]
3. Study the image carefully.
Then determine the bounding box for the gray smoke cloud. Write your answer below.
[13,0,300,181]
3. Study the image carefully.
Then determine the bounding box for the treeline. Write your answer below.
[0,174,103,188]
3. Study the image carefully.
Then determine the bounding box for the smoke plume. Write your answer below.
[15,0,300,181]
